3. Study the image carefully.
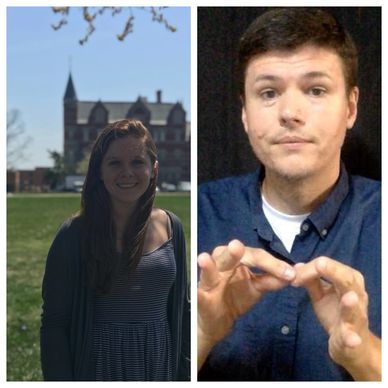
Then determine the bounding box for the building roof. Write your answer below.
[75,100,179,126]
[64,73,185,126]
[64,74,77,101]
[63,73,184,125]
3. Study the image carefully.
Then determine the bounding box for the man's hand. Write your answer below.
[292,257,381,381]
[197,240,296,370]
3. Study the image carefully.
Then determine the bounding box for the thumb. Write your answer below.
[198,253,220,291]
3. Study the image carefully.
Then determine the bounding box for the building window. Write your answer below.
[154,129,165,142]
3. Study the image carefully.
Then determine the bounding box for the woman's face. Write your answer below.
[100,135,157,211]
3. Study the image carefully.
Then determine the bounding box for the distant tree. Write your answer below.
[44,150,70,190]
[7,109,32,170]
[51,6,177,45]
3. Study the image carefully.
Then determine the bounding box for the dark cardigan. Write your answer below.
[40,211,190,381]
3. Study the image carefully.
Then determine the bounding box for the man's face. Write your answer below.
[242,44,358,181]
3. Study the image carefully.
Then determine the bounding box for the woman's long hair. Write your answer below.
[80,119,157,292]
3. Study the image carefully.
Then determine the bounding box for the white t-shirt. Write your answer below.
[262,194,310,253]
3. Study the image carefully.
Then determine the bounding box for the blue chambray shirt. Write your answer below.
[198,165,381,381]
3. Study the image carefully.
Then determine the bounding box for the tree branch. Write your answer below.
[7,110,32,169]
[51,6,177,45]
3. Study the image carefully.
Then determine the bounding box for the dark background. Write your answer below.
[198,7,381,183]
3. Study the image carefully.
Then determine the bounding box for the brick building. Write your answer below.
[7,167,50,192]
[63,73,190,184]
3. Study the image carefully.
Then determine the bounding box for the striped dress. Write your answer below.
[92,239,176,381]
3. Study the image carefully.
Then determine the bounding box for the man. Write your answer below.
[198,8,381,381]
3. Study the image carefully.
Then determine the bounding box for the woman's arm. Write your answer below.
[166,210,191,381]
[178,280,191,380]
[40,222,74,381]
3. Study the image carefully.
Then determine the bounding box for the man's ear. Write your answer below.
[346,86,359,130]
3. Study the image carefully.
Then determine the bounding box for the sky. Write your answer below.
[6,6,190,169]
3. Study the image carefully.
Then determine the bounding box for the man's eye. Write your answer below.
[260,89,277,100]
[309,87,326,97]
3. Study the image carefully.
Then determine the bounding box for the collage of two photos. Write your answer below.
[6,5,381,382]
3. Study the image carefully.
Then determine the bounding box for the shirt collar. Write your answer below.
[248,163,350,240]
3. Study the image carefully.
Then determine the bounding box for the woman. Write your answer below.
[40,119,190,381]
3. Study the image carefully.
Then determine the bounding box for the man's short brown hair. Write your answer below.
[238,8,358,99]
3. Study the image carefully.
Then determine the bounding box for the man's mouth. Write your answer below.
[276,136,311,144]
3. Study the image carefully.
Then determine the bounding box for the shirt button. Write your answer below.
[321,229,328,236]
[302,223,309,232]
[281,325,290,335]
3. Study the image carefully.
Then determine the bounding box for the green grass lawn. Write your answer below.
[7,192,190,381]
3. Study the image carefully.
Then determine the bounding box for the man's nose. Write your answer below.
[278,91,305,128]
